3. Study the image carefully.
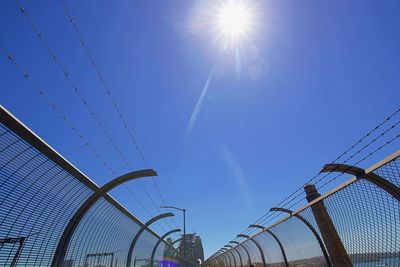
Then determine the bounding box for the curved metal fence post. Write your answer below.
[217,253,226,267]
[270,207,332,267]
[237,234,266,267]
[213,257,218,267]
[150,228,181,267]
[127,212,174,267]
[214,254,220,267]
[248,224,289,267]
[230,241,251,267]
[219,252,228,267]
[321,163,400,202]
[169,238,182,261]
[172,237,182,247]
[225,248,238,267]
[221,249,231,267]
[169,237,182,260]
[51,169,157,267]
[210,256,216,267]
[226,245,242,267]
[218,255,226,267]
[265,229,289,267]
[225,252,233,267]
[216,252,224,267]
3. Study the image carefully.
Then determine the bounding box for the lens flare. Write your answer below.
[216,1,253,41]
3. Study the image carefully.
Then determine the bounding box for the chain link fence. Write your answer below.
[207,152,399,266]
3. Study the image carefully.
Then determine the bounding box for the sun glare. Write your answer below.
[216,1,252,40]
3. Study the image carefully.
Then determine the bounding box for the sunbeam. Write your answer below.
[186,67,215,139]
[185,0,262,138]
[216,0,253,42]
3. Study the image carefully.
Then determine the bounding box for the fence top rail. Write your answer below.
[216,148,400,258]
[0,105,168,243]
[293,149,400,215]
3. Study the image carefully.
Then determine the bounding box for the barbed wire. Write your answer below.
[13,0,175,230]
[316,132,400,192]
[58,0,179,229]
[277,116,400,210]
[258,109,400,223]
[0,44,167,233]
[231,106,400,242]
[244,129,400,239]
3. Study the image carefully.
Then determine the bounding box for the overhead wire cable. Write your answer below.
[251,128,400,234]
[230,106,400,243]
[0,44,167,233]
[252,107,400,227]
[260,114,400,224]
[13,0,173,230]
[58,0,179,229]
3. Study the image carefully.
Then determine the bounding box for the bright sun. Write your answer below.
[216,1,252,40]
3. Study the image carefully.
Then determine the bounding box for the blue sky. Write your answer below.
[1,0,399,259]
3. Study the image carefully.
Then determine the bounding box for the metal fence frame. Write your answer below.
[0,105,194,266]
[206,150,400,267]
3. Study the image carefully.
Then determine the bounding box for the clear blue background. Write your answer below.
[1,0,399,258]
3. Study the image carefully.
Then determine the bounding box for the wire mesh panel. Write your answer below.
[268,216,327,267]
[132,230,159,267]
[300,165,400,266]
[234,244,250,267]
[160,242,179,267]
[207,153,400,267]
[231,248,244,267]
[242,240,263,267]
[373,156,400,188]
[218,256,227,267]
[221,252,231,267]
[226,249,240,267]
[254,232,285,267]
[154,242,179,267]
[64,198,142,267]
[224,250,234,267]
[210,256,220,267]
[0,122,93,266]
[0,107,189,267]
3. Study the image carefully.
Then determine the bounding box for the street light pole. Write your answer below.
[183,208,186,259]
[160,205,187,263]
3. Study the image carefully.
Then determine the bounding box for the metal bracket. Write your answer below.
[51,169,157,267]
[321,163,400,201]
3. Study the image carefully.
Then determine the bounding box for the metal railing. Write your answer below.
[0,106,194,267]
[206,151,400,267]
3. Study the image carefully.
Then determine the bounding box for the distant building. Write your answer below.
[193,236,204,264]
[178,234,204,264]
